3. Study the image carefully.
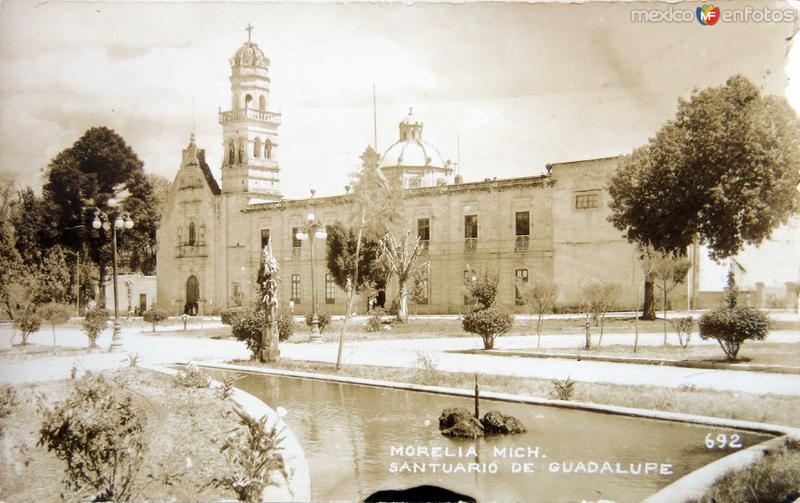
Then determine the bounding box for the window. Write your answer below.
[291,274,301,304]
[254,138,261,158]
[325,274,336,304]
[417,218,430,251]
[260,229,270,249]
[259,95,266,111]
[228,142,235,165]
[265,139,273,160]
[515,269,529,305]
[188,222,196,246]
[245,94,253,109]
[464,215,478,252]
[515,211,530,250]
[575,192,600,210]
[292,226,301,256]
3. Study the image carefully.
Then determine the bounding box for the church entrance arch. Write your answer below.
[185,275,200,315]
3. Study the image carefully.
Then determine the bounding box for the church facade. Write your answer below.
[156,34,691,316]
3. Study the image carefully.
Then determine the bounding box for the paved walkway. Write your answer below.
[2,323,799,397]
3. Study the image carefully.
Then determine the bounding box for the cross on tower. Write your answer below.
[246,23,254,43]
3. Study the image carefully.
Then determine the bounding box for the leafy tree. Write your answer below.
[517,277,559,349]
[36,303,73,347]
[143,308,168,332]
[580,280,621,347]
[652,251,690,344]
[82,307,109,347]
[0,175,23,320]
[609,75,800,319]
[32,245,73,305]
[42,127,160,301]
[379,230,429,323]
[462,272,513,349]
[14,311,41,345]
[305,311,331,333]
[325,222,384,298]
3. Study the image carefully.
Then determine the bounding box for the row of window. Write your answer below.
[289,273,337,304]
[227,138,273,165]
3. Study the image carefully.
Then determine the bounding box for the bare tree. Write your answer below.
[379,231,429,323]
[652,250,690,345]
[580,280,621,347]
[517,277,559,349]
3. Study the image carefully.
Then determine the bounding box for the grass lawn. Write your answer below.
[0,367,247,502]
[230,358,800,429]
[0,343,102,361]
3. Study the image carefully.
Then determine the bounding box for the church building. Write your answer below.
[156,32,692,315]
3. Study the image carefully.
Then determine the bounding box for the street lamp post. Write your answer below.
[92,207,134,350]
[295,210,327,343]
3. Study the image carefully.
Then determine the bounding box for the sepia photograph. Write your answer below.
[0,0,799,502]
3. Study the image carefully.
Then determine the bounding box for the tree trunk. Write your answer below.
[536,313,543,349]
[663,286,668,345]
[641,277,656,320]
[98,260,107,308]
[397,281,409,323]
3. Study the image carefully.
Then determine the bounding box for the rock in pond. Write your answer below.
[441,417,485,439]
[438,407,474,430]
[481,410,526,434]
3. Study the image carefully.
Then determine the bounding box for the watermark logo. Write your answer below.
[696,5,721,25]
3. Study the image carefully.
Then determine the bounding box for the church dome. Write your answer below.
[231,42,269,68]
[379,109,446,170]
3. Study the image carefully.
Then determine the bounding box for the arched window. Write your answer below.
[245,94,253,109]
[265,139,273,160]
[259,95,266,111]
[228,141,235,165]
[188,222,196,246]
[237,141,244,164]
[254,137,261,158]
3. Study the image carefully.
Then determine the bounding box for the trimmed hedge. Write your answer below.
[462,306,513,350]
[699,306,768,361]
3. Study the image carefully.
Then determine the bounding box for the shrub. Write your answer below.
[414,352,440,386]
[670,316,694,349]
[699,306,769,361]
[231,309,265,359]
[143,308,168,332]
[38,374,145,501]
[305,311,331,333]
[277,310,294,342]
[462,306,513,350]
[221,306,248,327]
[0,386,17,435]
[366,307,385,332]
[173,364,210,388]
[36,302,73,347]
[550,377,576,401]
[14,311,41,345]
[219,373,244,400]
[82,308,109,347]
[217,404,286,502]
[466,272,499,309]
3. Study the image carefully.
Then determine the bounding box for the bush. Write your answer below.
[670,316,694,348]
[550,377,576,401]
[0,386,17,435]
[466,272,499,309]
[14,311,41,345]
[82,308,109,347]
[216,404,286,502]
[143,308,168,332]
[38,374,145,501]
[305,311,331,333]
[221,306,248,327]
[36,303,73,347]
[699,306,769,361]
[366,307,385,333]
[231,309,266,359]
[462,306,513,350]
[277,310,294,342]
[173,364,210,388]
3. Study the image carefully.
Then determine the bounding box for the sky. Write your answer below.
[0,0,798,291]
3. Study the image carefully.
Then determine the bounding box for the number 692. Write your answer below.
[705,433,742,449]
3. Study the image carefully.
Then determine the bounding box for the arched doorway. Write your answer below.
[185,275,200,315]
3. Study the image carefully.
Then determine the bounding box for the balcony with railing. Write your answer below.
[464,238,478,253]
[291,247,302,258]
[176,243,208,258]
[515,235,530,251]
[219,108,282,125]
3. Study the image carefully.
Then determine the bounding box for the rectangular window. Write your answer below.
[515,268,529,305]
[515,211,530,251]
[464,215,478,252]
[292,226,301,257]
[575,192,600,210]
[325,273,336,304]
[291,274,301,304]
[417,218,430,251]
[260,229,270,249]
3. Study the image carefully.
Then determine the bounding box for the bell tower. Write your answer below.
[219,24,282,205]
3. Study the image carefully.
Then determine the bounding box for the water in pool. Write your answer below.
[226,372,771,502]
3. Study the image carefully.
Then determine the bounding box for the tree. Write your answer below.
[652,251,690,344]
[580,280,621,347]
[462,272,514,350]
[325,222,384,299]
[82,308,109,347]
[14,311,41,345]
[699,271,769,361]
[36,303,72,347]
[142,308,168,332]
[517,277,559,349]
[609,75,800,319]
[379,230,429,323]
[42,127,160,302]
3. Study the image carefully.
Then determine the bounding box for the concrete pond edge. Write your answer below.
[140,363,312,502]
[188,360,800,503]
